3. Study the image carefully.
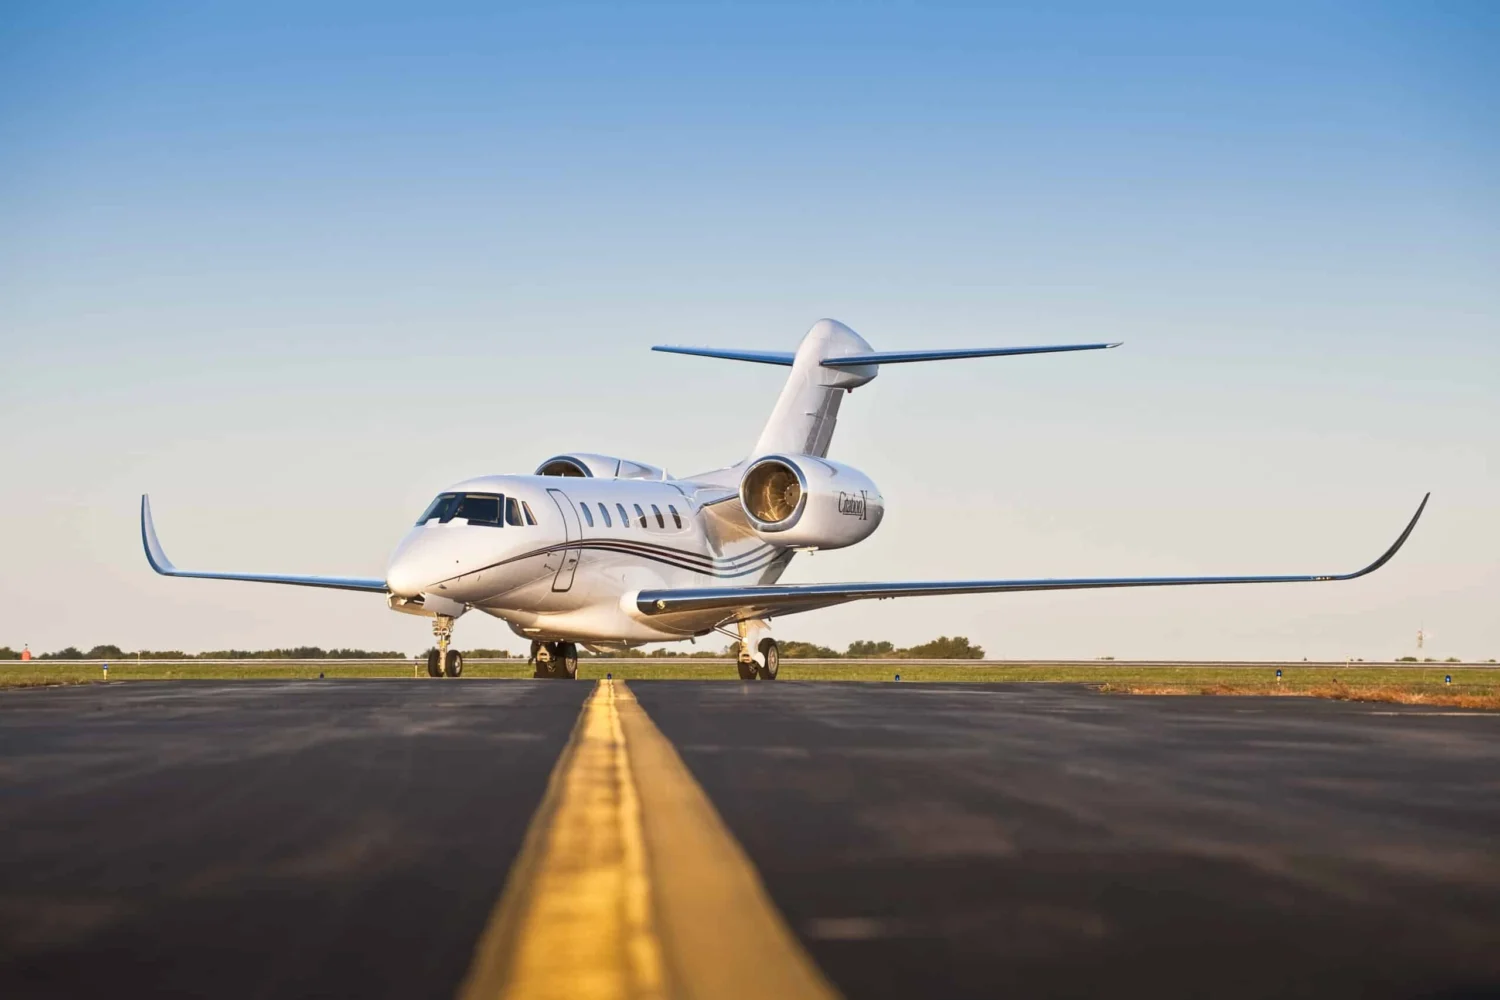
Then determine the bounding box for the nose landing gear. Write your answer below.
[423,615,464,678]
[530,640,579,680]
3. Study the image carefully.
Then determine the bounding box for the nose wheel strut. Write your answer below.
[423,614,464,678]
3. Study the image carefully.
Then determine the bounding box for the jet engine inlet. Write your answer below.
[739,453,884,548]
[536,457,591,477]
[742,459,805,526]
[535,453,668,480]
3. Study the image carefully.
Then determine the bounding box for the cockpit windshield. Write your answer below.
[416,492,539,527]
[416,493,503,526]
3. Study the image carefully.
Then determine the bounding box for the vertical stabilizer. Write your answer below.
[752,319,876,458]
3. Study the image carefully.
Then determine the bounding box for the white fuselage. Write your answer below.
[385,474,792,645]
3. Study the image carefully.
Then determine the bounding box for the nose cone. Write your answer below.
[386,530,443,598]
[385,561,423,599]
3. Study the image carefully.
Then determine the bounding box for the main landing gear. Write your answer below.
[734,620,779,681]
[530,640,579,680]
[424,614,464,678]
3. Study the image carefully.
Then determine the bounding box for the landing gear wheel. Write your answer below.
[428,614,458,680]
[737,655,757,681]
[757,638,780,681]
[554,642,579,680]
[530,640,552,679]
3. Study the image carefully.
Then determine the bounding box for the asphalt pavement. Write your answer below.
[0,681,590,999]
[2,680,1498,999]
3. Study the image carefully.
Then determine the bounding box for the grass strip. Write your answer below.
[1,662,1496,709]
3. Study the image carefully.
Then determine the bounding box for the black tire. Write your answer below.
[426,648,442,678]
[556,642,579,680]
[530,641,551,678]
[757,638,779,680]
[737,658,757,681]
[444,649,464,678]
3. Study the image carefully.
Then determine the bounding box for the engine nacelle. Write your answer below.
[535,453,667,480]
[740,454,883,550]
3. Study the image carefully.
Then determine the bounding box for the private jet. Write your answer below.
[142,319,1428,679]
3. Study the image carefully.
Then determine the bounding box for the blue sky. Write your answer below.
[1,2,1495,659]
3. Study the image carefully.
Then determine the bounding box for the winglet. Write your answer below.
[1331,492,1430,581]
[138,494,387,593]
[141,494,176,575]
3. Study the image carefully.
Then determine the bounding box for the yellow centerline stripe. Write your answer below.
[457,679,840,1000]
[614,681,840,999]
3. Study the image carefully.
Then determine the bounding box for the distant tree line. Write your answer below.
[582,636,985,659]
[0,645,407,660]
[1,638,987,660]
[782,636,986,659]
[12,642,1493,663]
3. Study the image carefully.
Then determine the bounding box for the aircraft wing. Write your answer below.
[141,495,388,593]
[635,495,1429,623]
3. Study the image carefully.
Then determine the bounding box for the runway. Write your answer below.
[1,681,1497,998]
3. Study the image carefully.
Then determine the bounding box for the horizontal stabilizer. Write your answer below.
[653,342,1121,368]
[651,346,796,366]
[141,495,388,593]
[820,343,1121,367]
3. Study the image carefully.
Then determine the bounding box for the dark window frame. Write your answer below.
[633,503,648,529]
[580,503,594,528]
[650,504,665,529]
[419,492,520,528]
[464,494,504,526]
[667,504,683,529]
[416,493,457,526]
[616,503,630,528]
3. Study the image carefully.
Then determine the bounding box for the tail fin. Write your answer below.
[653,319,1120,459]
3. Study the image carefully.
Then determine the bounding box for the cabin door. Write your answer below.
[546,488,583,592]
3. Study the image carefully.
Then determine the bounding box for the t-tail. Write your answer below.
[653,318,1119,458]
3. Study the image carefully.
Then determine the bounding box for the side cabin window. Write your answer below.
[597,503,612,527]
[616,503,630,528]
[633,503,648,529]
[579,503,594,528]
[667,504,683,529]
[650,504,665,529]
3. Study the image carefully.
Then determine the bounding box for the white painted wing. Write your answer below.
[141,495,388,593]
[634,495,1429,624]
